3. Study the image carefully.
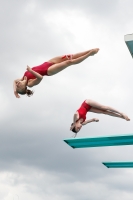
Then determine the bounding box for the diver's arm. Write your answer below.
[73,112,79,123]
[27,66,43,80]
[13,79,22,98]
[82,118,99,125]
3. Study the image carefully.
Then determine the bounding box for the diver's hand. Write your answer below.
[27,65,32,72]
[14,91,20,98]
[93,118,99,122]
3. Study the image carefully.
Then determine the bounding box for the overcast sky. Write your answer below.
[0,0,133,199]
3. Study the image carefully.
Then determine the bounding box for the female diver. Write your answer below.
[13,48,99,98]
[70,99,130,137]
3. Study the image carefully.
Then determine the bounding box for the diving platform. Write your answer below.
[103,161,133,168]
[124,33,133,57]
[64,134,133,149]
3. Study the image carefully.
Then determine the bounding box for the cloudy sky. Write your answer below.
[1,0,133,199]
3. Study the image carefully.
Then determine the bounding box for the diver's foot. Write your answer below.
[89,48,99,56]
[122,113,130,121]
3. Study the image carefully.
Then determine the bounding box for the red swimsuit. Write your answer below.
[23,62,54,80]
[77,101,91,122]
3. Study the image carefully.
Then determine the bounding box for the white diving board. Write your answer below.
[103,161,133,168]
[64,134,133,149]
[124,33,133,58]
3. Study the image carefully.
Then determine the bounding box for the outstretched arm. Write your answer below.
[13,78,22,98]
[70,112,79,131]
[27,66,43,87]
[73,112,79,123]
[82,118,99,125]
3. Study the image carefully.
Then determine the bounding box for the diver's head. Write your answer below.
[16,80,33,97]
[71,121,82,133]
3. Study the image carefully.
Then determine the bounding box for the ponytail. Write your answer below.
[26,88,34,97]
